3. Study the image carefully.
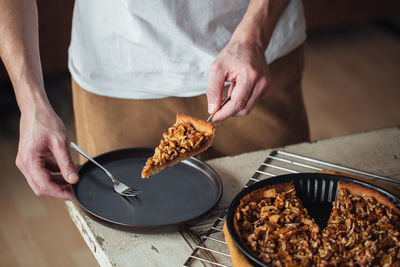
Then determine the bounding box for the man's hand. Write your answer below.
[206,0,290,122]
[15,106,78,200]
[1,0,79,199]
[206,41,271,122]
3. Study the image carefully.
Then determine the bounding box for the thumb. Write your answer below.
[206,64,226,114]
[51,141,79,184]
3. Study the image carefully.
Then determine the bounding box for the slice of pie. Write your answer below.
[233,180,400,266]
[316,182,400,266]
[141,113,215,178]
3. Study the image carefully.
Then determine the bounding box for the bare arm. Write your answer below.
[206,0,290,122]
[0,0,78,199]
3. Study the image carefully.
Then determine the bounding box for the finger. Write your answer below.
[74,163,81,170]
[212,76,255,122]
[47,159,80,175]
[210,100,237,122]
[45,157,60,173]
[30,161,73,200]
[50,138,79,184]
[22,170,42,196]
[44,180,73,200]
[206,62,226,114]
[235,77,271,117]
[229,74,255,113]
[227,81,235,97]
[60,184,73,193]
[16,154,42,195]
[51,174,69,185]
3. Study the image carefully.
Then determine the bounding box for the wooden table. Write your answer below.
[66,126,400,267]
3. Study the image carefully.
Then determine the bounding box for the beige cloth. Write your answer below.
[223,223,253,267]
[72,45,309,161]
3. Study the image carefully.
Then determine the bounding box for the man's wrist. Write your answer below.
[230,21,268,53]
[230,0,290,52]
[14,82,52,115]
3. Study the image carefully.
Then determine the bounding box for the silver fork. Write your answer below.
[70,142,141,197]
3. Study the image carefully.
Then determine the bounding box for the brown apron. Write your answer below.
[72,44,309,162]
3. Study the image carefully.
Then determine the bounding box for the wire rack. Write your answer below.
[183,149,400,267]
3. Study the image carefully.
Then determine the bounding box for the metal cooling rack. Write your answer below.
[183,149,400,267]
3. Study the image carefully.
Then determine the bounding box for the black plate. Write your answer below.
[226,173,400,267]
[72,147,222,229]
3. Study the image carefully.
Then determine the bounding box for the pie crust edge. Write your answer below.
[141,113,215,178]
[339,181,400,214]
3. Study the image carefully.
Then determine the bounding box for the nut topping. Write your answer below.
[235,184,320,266]
[142,122,210,173]
[234,183,400,266]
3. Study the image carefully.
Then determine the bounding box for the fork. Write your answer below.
[70,142,142,197]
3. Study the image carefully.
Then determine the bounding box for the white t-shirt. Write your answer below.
[68,0,306,99]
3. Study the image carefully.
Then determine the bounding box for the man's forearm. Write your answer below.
[231,0,290,52]
[0,0,50,114]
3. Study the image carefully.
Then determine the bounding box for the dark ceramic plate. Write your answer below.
[72,147,222,229]
[226,173,400,267]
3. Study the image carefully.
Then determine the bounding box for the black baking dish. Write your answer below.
[226,172,400,267]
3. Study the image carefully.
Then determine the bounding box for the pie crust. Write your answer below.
[233,180,400,266]
[339,181,400,214]
[141,113,215,178]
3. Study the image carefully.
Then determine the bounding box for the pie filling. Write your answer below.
[234,183,400,266]
[142,122,211,174]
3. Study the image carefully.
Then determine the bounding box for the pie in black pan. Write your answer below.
[227,173,400,267]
